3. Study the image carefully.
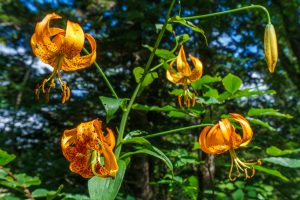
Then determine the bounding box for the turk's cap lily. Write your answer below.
[264,23,278,73]
[61,119,118,178]
[199,113,260,180]
[166,46,203,85]
[31,13,96,103]
[166,46,203,108]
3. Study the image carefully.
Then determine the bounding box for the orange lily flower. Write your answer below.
[61,119,118,178]
[199,113,261,181]
[31,13,96,103]
[166,46,203,108]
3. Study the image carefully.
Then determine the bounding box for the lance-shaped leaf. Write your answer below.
[88,160,126,200]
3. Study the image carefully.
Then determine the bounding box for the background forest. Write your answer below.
[0,0,299,199]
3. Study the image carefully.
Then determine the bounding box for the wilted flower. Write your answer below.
[166,46,203,108]
[31,13,96,103]
[61,119,118,178]
[264,23,278,73]
[199,113,261,181]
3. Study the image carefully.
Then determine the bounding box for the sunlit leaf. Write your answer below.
[133,67,158,87]
[15,173,41,187]
[122,137,173,172]
[88,160,126,200]
[143,45,175,59]
[132,103,177,112]
[266,146,300,156]
[254,165,288,181]
[247,117,276,131]
[248,108,293,119]
[99,96,124,123]
[192,74,222,90]
[263,157,300,168]
[222,73,242,94]
[0,149,16,166]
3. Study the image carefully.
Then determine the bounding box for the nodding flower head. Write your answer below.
[31,13,96,103]
[199,113,261,181]
[166,46,203,108]
[61,119,118,178]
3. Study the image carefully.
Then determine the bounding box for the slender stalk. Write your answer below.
[180,5,271,24]
[83,48,118,99]
[115,0,176,158]
[149,58,175,72]
[144,123,213,139]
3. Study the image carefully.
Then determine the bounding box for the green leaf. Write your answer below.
[0,149,16,166]
[132,103,177,112]
[247,108,293,119]
[266,146,300,156]
[254,165,288,181]
[166,24,173,32]
[99,96,124,123]
[203,86,219,98]
[143,45,175,59]
[167,111,189,118]
[122,137,173,172]
[142,71,158,87]
[124,130,149,139]
[32,188,49,198]
[192,74,222,90]
[263,157,300,168]
[88,160,126,200]
[15,173,41,187]
[232,189,244,200]
[133,67,144,83]
[132,67,158,88]
[247,117,276,131]
[169,89,184,96]
[175,34,190,45]
[169,16,207,44]
[222,73,242,94]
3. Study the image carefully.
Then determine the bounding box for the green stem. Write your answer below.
[115,0,176,158]
[83,48,118,99]
[181,5,271,24]
[144,123,213,139]
[149,58,175,72]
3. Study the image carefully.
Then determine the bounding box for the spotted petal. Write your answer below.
[166,60,185,85]
[230,113,253,147]
[62,33,96,71]
[176,46,191,76]
[188,54,203,83]
[60,20,84,59]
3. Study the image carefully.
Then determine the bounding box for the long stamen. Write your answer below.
[229,149,259,181]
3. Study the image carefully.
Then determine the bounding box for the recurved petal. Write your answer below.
[206,124,231,154]
[62,34,96,71]
[219,118,232,145]
[34,13,61,53]
[102,143,119,177]
[104,128,116,149]
[188,54,203,82]
[61,128,77,149]
[166,60,185,84]
[31,33,57,65]
[230,113,253,147]
[61,20,84,59]
[176,46,191,76]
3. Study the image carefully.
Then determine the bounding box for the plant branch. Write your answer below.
[0,166,35,200]
[83,48,119,99]
[144,123,213,139]
[115,0,176,158]
[180,5,271,24]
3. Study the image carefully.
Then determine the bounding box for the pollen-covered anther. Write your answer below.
[61,82,71,104]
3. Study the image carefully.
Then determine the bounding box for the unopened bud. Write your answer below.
[264,23,278,73]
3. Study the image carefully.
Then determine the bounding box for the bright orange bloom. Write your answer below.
[199,113,261,181]
[31,13,96,103]
[61,119,118,178]
[166,46,203,108]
